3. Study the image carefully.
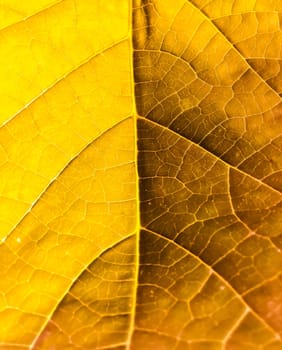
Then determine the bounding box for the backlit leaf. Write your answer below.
[0,0,281,349]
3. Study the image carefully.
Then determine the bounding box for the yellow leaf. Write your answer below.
[0,0,281,349]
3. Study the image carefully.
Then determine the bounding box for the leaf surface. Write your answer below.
[0,0,281,349]
[133,0,282,348]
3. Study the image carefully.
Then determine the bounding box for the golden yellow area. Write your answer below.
[0,36,132,239]
[0,0,57,29]
[0,118,137,347]
[0,0,281,349]
[0,0,138,348]
[0,0,128,125]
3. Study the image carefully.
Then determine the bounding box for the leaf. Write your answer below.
[0,0,281,349]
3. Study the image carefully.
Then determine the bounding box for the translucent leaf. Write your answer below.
[0,0,281,349]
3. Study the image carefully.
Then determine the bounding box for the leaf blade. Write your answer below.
[133,0,282,347]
